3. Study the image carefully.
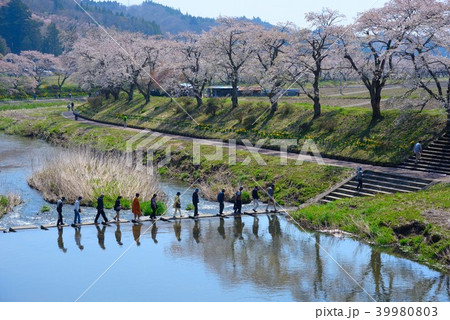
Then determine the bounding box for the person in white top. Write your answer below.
[73,196,82,225]
[413,141,423,165]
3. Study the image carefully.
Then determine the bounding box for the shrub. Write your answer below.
[88,96,104,109]
[185,203,194,211]
[205,98,219,116]
[41,205,51,213]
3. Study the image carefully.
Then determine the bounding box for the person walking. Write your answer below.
[192,189,199,217]
[173,192,182,218]
[94,194,108,224]
[67,104,71,112]
[252,186,260,213]
[217,189,225,215]
[56,196,65,227]
[73,110,79,120]
[123,115,127,128]
[414,141,423,165]
[71,102,74,111]
[132,193,142,222]
[150,194,158,220]
[73,196,82,225]
[234,187,243,215]
[356,168,364,191]
[113,195,122,222]
[265,184,277,213]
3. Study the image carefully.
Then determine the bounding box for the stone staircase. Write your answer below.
[320,170,433,204]
[397,133,450,175]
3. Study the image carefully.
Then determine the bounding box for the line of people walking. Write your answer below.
[54,183,279,227]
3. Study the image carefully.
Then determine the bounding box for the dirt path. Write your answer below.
[62,111,447,182]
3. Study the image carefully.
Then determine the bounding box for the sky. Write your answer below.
[103,0,389,27]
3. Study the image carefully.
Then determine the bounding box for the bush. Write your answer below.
[185,203,194,211]
[88,96,104,109]
[205,98,220,116]
[142,201,167,216]
[242,115,257,129]
[41,205,51,213]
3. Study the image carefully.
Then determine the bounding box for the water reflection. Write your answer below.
[193,220,200,243]
[115,224,123,246]
[57,227,67,253]
[132,224,142,246]
[47,214,449,301]
[217,218,226,239]
[96,225,106,250]
[151,224,158,244]
[173,220,181,242]
[74,227,84,251]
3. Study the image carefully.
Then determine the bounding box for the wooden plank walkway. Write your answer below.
[2,210,289,233]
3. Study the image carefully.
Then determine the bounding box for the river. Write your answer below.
[0,133,448,302]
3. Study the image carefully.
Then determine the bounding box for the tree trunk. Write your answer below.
[195,94,203,108]
[144,93,150,104]
[313,97,321,119]
[312,75,321,118]
[269,95,278,113]
[370,95,382,122]
[231,75,239,109]
[446,106,450,132]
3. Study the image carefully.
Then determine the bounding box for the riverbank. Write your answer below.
[0,107,351,206]
[293,183,450,272]
[0,194,22,219]
[78,95,447,165]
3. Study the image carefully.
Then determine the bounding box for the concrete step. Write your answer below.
[354,176,423,191]
[328,191,355,199]
[339,186,378,197]
[347,180,413,194]
[397,164,449,175]
[421,149,450,157]
[363,171,432,185]
[418,154,450,164]
[430,141,450,148]
[323,195,345,201]
[403,160,450,172]
[405,159,450,169]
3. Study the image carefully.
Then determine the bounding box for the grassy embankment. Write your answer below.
[0,194,22,219]
[293,184,450,272]
[79,94,447,164]
[0,107,351,207]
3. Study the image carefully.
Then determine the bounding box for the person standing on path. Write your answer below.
[265,184,277,213]
[217,189,225,215]
[150,194,158,220]
[113,196,122,222]
[94,194,108,224]
[71,102,74,111]
[73,196,82,225]
[234,187,243,215]
[132,193,142,221]
[414,141,423,165]
[123,115,127,128]
[67,104,71,112]
[356,168,364,191]
[56,196,65,227]
[192,189,199,217]
[252,186,260,213]
[173,192,182,218]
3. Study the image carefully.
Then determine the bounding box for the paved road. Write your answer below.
[62,111,448,182]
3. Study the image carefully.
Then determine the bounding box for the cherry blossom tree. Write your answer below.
[287,9,344,118]
[205,17,256,108]
[171,32,212,107]
[20,50,57,90]
[339,0,422,122]
[0,53,37,95]
[250,24,290,113]
[399,0,450,128]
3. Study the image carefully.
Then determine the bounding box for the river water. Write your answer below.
[0,133,448,302]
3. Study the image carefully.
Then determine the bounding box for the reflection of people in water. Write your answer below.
[252,216,259,238]
[193,220,200,243]
[233,215,244,240]
[268,215,281,238]
[217,217,226,239]
[173,220,182,242]
[115,224,123,246]
[74,227,84,250]
[151,223,158,244]
[132,224,142,246]
[57,227,67,253]
[96,225,106,250]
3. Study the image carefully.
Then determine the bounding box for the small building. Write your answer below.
[206,86,234,97]
[238,86,264,97]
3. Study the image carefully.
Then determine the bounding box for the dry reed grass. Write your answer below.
[28,147,165,206]
[0,193,22,218]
